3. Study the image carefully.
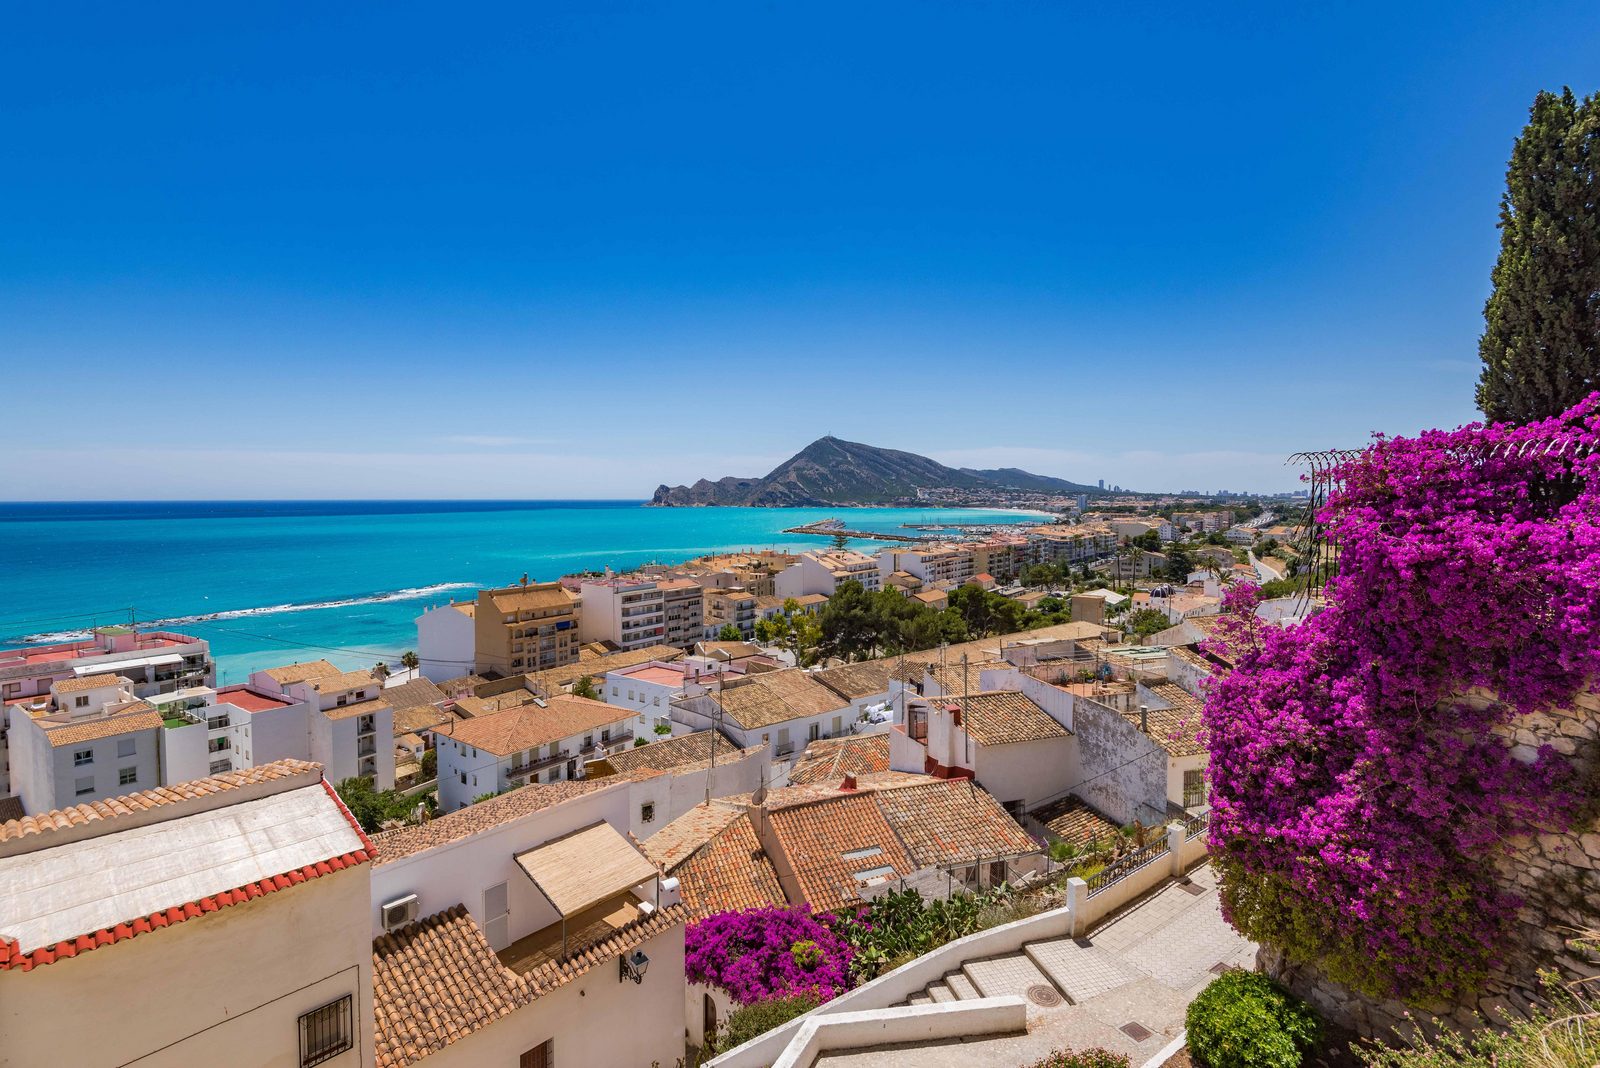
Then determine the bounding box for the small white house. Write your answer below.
[437,694,636,811]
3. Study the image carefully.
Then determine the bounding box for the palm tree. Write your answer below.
[401,650,420,673]
[372,661,390,681]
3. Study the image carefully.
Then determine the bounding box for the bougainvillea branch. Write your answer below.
[1203,394,1600,1004]
[685,905,854,1005]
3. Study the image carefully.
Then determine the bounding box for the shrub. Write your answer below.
[1023,1047,1131,1068]
[1186,971,1321,1068]
[711,994,820,1053]
[686,906,853,1004]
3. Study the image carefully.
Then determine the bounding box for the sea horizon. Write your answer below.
[0,499,1049,683]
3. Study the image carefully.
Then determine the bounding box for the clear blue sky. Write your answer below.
[4,2,1598,499]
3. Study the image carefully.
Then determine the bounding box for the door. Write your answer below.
[777,727,791,754]
[484,882,509,950]
[702,992,718,1046]
[808,722,820,742]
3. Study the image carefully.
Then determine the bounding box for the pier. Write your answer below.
[782,523,931,543]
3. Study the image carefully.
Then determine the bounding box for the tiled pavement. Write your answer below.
[822,864,1255,1068]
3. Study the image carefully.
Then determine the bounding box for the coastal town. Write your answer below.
[0,501,1298,1066]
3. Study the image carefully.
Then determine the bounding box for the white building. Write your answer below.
[6,675,166,814]
[0,759,374,1068]
[601,660,709,732]
[580,576,705,652]
[774,549,882,599]
[248,661,396,790]
[367,780,687,1068]
[414,601,476,682]
[878,544,977,588]
[436,694,636,811]
[670,667,856,758]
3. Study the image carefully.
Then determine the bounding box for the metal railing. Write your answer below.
[1184,810,1210,840]
[1085,837,1170,897]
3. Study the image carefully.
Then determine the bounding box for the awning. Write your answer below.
[514,822,657,918]
[75,653,183,675]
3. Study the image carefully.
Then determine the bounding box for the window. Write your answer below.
[641,802,656,824]
[1183,768,1207,809]
[521,1038,554,1068]
[75,776,95,797]
[298,995,353,1067]
[459,771,467,785]
[73,748,93,766]
[118,767,137,786]
[611,686,619,696]
[1,682,16,698]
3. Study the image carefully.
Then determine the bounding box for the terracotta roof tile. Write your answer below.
[309,670,382,694]
[788,735,890,785]
[714,669,849,730]
[813,661,897,702]
[768,793,915,911]
[640,803,744,870]
[872,779,1036,867]
[43,706,163,747]
[443,695,631,757]
[1127,682,1206,757]
[944,691,1069,747]
[674,814,784,916]
[260,660,340,684]
[52,673,123,694]
[601,730,743,775]
[1029,795,1123,849]
[370,779,618,866]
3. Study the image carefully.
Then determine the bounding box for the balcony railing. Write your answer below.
[505,749,571,778]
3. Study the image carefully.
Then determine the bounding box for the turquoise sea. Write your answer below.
[0,501,1042,683]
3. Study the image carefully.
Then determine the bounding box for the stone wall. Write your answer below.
[1260,688,1600,1039]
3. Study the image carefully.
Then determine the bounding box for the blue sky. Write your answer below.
[3,2,1598,498]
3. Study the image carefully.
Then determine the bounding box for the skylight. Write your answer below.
[841,846,883,861]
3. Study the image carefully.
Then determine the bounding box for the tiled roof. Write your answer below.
[43,706,163,747]
[485,585,576,613]
[716,669,849,730]
[1128,682,1207,757]
[393,705,454,736]
[370,779,617,866]
[444,695,632,757]
[788,735,891,785]
[381,677,447,710]
[945,691,1069,747]
[372,901,686,1068]
[925,659,1006,696]
[309,670,381,694]
[674,813,784,916]
[371,905,530,1068]
[53,673,122,694]
[324,696,393,722]
[872,779,1036,867]
[768,793,916,911]
[814,660,896,702]
[260,659,339,684]
[0,772,372,972]
[0,759,324,843]
[1029,795,1123,849]
[526,644,685,693]
[601,730,742,775]
[640,802,744,870]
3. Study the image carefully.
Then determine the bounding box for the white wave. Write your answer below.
[17,582,478,643]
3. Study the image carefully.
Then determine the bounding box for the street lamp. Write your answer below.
[620,949,650,985]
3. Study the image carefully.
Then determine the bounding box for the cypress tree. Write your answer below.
[1477,87,1600,425]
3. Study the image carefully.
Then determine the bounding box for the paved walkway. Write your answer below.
[819,865,1255,1068]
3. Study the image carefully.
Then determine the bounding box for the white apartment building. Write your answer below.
[0,760,374,1068]
[773,549,882,599]
[1026,525,1118,567]
[7,675,166,814]
[414,601,476,682]
[670,667,857,758]
[248,661,396,789]
[702,586,759,639]
[580,576,705,652]
[367,780,686,1068]
[601,660,708,731]
[436,694,636,811]
[878,543,977,588]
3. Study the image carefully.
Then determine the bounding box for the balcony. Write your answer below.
[505,749,571,779]
[358,738,377,758]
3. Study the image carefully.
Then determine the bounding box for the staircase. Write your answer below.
[896,932,1143,1009]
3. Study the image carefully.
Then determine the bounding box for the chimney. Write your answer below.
[1139,704,1149,733]
[840,774,857,791]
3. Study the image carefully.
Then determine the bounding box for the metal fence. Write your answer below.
[1184,810,1210,840]
[1085,837,1170,897]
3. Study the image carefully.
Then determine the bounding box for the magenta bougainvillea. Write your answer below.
[1204,394,1600,1004]
[685,905,854,1005]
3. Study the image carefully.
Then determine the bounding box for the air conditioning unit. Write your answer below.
[381,894,419,932]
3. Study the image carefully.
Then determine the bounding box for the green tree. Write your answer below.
[400,650,420,673]
[420,747,436,780]
[1478,87,1600,424]
[334,776,415,833]
[1124,608,1170,640]
[1131,530,1162,552]
[571,675,598,700]
[716,623,743,642]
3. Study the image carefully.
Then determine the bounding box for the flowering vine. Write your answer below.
[685,905,854,1005]
[1203,394,1600,1005]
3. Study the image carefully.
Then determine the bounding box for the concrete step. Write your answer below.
[906,992,933,1007]
[1023,937,1141,1004]
[926,981,956,1004]
[961,952,1057,1000]
[944,971,981,1000]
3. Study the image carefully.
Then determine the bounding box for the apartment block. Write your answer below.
[878,543,977,588]
[473,581,581,676]
[703,586,759,639]
[773,549,882,598]
[1025,525,1118,566]
[579,576,704,652]
[436,693,635,810]
[248,661,396,789]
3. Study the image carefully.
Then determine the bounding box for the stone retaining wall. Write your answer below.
[1261,689,1600,1039]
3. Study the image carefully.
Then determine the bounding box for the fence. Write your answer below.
[1184,810,1209,840]
[1084,836,1171,897]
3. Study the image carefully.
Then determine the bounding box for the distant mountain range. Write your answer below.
[649,437,1104,507]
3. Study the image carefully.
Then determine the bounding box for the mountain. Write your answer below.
[649,437,1103,506]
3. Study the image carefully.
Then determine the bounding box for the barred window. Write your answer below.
[298,995,352,1067]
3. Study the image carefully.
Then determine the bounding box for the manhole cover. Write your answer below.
[1120,1022,1153,1042]
[1209,962,1240,975]
[1026,984,1064,1007]
[1180,882,1206,896]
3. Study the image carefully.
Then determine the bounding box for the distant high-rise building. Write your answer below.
[1075,493,1088,511]
[1097,479,1105,489]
